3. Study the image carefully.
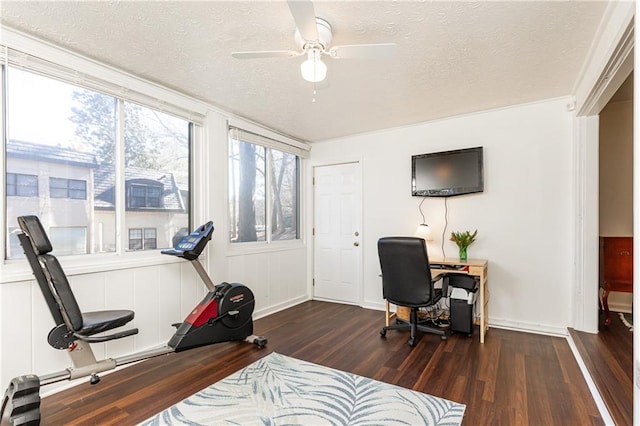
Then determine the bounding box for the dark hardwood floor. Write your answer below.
[570,311,633,426]
[39,301,603,425]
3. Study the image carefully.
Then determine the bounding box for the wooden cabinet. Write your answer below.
[600,237,633,326]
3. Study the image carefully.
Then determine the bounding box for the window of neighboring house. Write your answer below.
[3,62,193,260]
[49,227,87,256]
[6,173,38,197]
[7,228,24,259]
[50,177,87,199]
[228,130,301,243]
[128,228,157,250]
[127,184,163,208]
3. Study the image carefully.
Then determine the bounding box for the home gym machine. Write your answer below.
[1,216,266,426]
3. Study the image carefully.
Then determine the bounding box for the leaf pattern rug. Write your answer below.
[141,352,466,425]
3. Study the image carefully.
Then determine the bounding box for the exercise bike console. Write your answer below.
[161,221,214,260]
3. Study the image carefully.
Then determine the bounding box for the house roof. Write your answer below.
[94,165,185,212]
[7,139,99,169]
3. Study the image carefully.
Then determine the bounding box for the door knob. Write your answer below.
[354,231,359,236]
[353,242,360,247]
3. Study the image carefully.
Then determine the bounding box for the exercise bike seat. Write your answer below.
[79,310,135,336]
[18,215,138,344]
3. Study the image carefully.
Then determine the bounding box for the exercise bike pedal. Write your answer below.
[245,335,268,348]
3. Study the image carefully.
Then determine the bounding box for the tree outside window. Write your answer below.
[228,136,299,243]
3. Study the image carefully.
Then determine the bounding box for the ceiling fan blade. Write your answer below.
[231,50,300,59]
[287,0,318,41]
[328,43,398,59]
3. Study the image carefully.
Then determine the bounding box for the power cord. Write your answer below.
[418,196,427,224]
[441,197,449,258]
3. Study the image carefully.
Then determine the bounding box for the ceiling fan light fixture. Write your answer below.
[300,49,327,82]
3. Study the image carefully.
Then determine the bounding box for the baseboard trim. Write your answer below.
[566,331,615,425]
[479,318,568,337]
[253,295,310,320]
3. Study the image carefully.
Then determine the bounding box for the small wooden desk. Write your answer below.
[385,257,489,343]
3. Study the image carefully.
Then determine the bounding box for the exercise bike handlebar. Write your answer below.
[161,221,214,261]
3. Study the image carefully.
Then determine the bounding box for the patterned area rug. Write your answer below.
[619,312,633,331]
[141,352,466,425]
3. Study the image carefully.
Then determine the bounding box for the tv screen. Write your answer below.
[411,147,484,197]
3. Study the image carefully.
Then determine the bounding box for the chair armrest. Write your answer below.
[432,272,449,296]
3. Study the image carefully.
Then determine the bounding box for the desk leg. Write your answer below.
[479,271,488,343]
[384,300,397,327]
[385,300,390,327]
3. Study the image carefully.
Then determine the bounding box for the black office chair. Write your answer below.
[378,236,448,347]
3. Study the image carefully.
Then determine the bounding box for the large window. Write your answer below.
[4,63,192,259]
[229,131,300,243]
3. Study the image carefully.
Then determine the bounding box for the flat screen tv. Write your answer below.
[411,146,484,197]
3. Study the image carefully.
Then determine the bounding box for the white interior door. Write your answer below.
[313,162,362,304]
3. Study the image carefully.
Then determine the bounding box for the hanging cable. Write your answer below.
[418,196,427,223]
[441,197,449,258]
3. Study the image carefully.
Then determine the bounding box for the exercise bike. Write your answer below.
[1,216,266,426]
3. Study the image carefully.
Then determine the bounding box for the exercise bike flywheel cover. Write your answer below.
[218,284,255,329]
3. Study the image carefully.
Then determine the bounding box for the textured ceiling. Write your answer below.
[0,1,607,143]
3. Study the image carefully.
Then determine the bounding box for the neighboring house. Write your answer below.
[6,139,98,257]
[93,165,188,252]
[6,140,188,257]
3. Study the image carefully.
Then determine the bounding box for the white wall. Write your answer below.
[309,98,574,336]
[600,99,633,236]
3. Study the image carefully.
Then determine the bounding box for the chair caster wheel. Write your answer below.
[380,328,387,337]
[90,374,100,385]
[441,335,447,341]
[408,338,416,347]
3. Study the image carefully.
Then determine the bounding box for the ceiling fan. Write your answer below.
[231,0,397,83]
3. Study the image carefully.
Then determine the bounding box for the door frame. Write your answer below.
[309,160,364,306]
[572,3,634,333]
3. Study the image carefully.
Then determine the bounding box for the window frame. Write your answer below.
[6,173,38,197]
[49,177,87,200]
[128,227,158,251]
[127,183,163,209]
[227,128,303,248]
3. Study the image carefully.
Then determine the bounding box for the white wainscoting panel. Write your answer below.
[1,281,33,383]
[226,247,308,318]
[0,261,206,393]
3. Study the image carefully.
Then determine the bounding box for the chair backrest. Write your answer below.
[377,236,436,307]
[18,215,84,332]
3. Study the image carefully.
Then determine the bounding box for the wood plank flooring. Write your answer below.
[569,311,633,426]
[39,301,602,425]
